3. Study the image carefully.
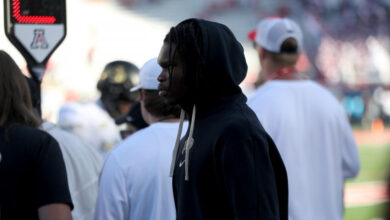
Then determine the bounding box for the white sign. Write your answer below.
[14,24,65,63]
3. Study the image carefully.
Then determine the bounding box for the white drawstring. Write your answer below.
[169,105,196,181]
[169,109,185,177]
[185,105,196,181]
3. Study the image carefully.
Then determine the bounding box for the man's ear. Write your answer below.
[260,47,267,60]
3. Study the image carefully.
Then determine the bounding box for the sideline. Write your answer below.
[354,128,390,147]
[345,181,388,207]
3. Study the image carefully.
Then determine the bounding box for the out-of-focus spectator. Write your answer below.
[26,76,103,220]
[247,17,360,220]
[0,50,73,220]
[94,58,184,220]
[115,101,149,139]
[58,61,140,156]
[342,94,365,123]
[248,0,390,93]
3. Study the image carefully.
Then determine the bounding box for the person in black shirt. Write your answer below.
[157,18,288,220]
[0,50,73,220]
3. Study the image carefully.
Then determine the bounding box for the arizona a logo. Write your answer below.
[31,29,49,49]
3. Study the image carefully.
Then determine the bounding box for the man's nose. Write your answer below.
[157,71,167,82]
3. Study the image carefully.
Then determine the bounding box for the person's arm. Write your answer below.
[339,112,360,179]
[35,133,73,217]
[218,124,282,220]
[94,154,129,220]
[38,203,72,220]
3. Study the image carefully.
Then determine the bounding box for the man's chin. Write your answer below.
[162,95,179,106]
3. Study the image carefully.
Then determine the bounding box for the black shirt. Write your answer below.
[0,124,73,220]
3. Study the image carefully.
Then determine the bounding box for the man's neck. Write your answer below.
[148,114,179,124]
[265,65,299,81]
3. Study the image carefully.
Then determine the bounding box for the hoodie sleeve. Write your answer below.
[218,124,280,220]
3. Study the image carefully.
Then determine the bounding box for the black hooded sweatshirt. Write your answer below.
[171,19,288,220]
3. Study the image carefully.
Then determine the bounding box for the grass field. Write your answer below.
[347,144,390,184]
[345,202,388,220]
[344,143,390,220]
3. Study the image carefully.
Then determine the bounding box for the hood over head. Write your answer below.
[166,18,248,113]
[167,19,248,181]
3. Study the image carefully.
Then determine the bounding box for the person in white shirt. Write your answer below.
[26,76,104,220]
[94,58,186,220]
[247,17,360,220]
[42,122,103,220]
[58,101,121,157]
[58,61,140,156]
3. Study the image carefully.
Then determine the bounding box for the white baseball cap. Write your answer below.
[248,17,303,53]
[130,58,162,92]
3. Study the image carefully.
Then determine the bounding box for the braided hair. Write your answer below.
[163,19,205,105]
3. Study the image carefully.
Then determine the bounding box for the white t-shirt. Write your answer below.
[58,101,121,157]
[248,80,360,220]
[94,121,187,220]
[42,122,103,220]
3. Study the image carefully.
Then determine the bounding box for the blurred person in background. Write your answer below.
[158,18,288,220]
[115,101,149,139]
[27,76,103,220]
[0,50,73,220]
[58,61,140,156]
[247,17,360,220]
[94,58,184,220]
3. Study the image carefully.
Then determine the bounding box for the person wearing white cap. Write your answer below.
[247,17,360,220]
[94,58,186,220]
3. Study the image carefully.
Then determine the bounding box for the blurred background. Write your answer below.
[1,0,389,219]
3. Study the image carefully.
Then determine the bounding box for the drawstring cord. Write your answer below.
[185,105,196,181]
[170,109,185,177]
[169,105,196,181]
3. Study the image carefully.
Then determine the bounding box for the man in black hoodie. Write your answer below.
[157,18,288,220]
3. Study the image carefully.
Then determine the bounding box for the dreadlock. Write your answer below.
[163,19,204,105]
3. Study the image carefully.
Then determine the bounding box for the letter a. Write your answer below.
[31,29,49,49]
